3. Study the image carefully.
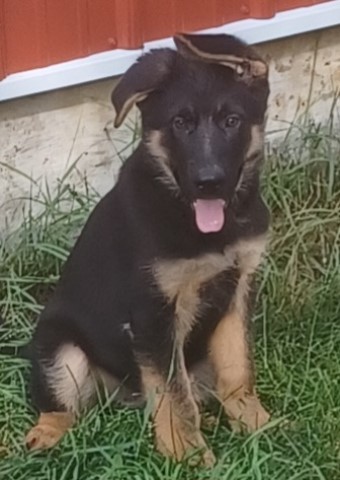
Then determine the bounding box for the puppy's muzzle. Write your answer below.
[194,165,226,198]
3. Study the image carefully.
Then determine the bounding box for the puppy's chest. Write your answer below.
[152,236,266,340]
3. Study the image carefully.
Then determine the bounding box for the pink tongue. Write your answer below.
[193,199,225,233]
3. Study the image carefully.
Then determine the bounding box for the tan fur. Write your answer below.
[209,309,269,432]
[145,130,179,193]
[44,343,95,412]
[146,130,170,163]
[236,233,268,316]
[245,125,265,160]
[157,253,233,343]
[235,124,265,195]
[140,365,215,466]
[114,91,150,127]
[208,234,270,433]
[140,365,165,395]
[209,309,251,396]
[145,236,267,462]
[25,412,74,450]
[153,392,215,466]
[175,34,268,78]
[154,235,267,343]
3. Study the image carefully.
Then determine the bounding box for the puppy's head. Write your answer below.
[112,33,269,234]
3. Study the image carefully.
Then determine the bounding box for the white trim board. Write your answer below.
[1,1,339,102]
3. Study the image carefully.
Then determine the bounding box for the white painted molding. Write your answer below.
[1,1,340,102]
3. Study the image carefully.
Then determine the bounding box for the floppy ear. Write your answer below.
[174,33,268,82]
[174,33,269,119]
[112,49,176,128]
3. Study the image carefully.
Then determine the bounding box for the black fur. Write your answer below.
[29,34,270,421]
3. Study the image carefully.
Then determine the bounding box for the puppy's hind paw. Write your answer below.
[25,412,74,451]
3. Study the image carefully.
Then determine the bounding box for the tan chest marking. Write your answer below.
[153,235,267,342]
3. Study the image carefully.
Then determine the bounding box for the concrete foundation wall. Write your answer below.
[0,26,339,236]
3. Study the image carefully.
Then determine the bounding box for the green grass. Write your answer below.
[0,121,339,479]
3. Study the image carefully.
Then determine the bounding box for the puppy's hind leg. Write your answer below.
[26,343,95,450]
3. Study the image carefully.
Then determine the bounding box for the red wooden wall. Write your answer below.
[0,0,331,80]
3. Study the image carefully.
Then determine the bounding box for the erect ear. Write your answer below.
[111,49,176,128]
[174,33,268,83]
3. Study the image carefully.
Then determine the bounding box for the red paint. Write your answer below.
[141,1,176,43]
[247,0,276,18]
[277,0,330,11]
[3,0,47,74]
[0,0,332,80]
[0,2,6,80]
[87,0,118,54]
[176,0,217,34]
[215,1,246,24]
[114,0,143,49]
[45,0,88,65]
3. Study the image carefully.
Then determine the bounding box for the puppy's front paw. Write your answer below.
[226,394,270,433]
[154,401,215,466]
[156,423,215,467]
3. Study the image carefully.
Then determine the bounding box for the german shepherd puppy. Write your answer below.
[26,33,270,466]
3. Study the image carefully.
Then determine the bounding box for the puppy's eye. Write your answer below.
[173,116,186,130]
[223,115,241,129]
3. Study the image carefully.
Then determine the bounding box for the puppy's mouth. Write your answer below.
[193,199,226,233]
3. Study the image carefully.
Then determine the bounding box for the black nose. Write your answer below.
[194,166,226,196]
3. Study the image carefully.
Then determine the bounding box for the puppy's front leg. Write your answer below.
[140,346,215,466]
[132,299,214,466]
[209,302,270,433]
